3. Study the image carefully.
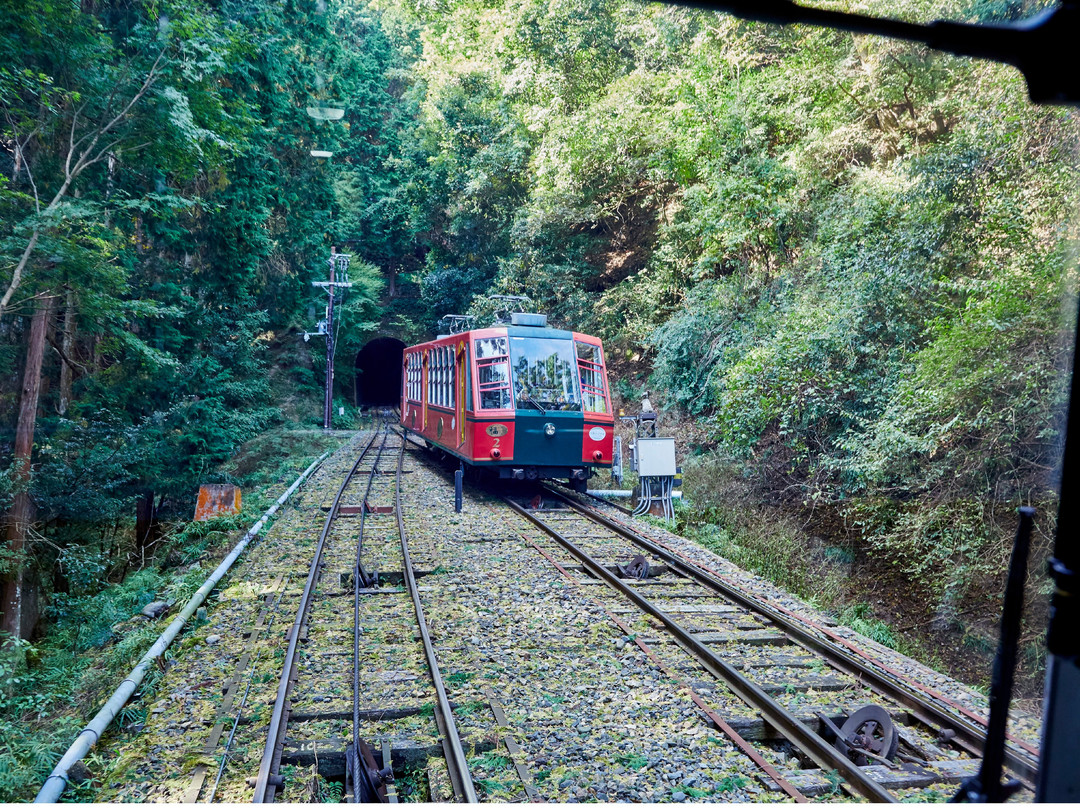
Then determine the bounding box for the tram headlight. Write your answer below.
[544,422,556,437]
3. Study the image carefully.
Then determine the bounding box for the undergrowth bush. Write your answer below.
[837,602,908,652]
[845,498,1004,603]
[678,452,846,608]
[48,568,164,656]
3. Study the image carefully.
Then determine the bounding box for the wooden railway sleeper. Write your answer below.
[381,741,399,803]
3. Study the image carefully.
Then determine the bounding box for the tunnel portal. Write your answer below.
[355,337,406,408]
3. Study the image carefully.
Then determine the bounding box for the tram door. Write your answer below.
[456,339,467,449]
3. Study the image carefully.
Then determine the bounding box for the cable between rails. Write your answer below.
[206,575,292,803]
[349,428,392,801]
[252,430,381,803]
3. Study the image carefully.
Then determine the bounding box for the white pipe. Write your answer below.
[34,449,332,803]
[590,489,682,499]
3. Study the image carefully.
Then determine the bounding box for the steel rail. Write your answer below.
[252,431,381,803]
[506,496,897,803]
[548,489,1040,786]
[207,575,292,803]
[518,529,808,802]
[351,430,392,801]
[395,438,478,803]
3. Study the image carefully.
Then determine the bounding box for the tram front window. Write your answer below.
[475,337,512,410]
[509,337,581,411]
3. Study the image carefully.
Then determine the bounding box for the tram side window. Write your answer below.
[576,342,609,414]
[475,337,512,410]
[406,353,422,403]
[425,351,432,404]
[426,346,456,408]
[427,349,438,406]
[441,346,455,408]
[429,349,437,405]
[448,347,456,407]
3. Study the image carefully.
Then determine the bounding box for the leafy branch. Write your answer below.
[0,49,165,318]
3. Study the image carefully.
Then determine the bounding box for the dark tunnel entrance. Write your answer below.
[355,337,406,408]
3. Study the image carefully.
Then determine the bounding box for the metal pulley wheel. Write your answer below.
[617,554,650,580]
[833,705,898,766]
[346,739,393,803]
[358,563,378,589]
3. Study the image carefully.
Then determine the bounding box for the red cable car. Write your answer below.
[401,313,614,490]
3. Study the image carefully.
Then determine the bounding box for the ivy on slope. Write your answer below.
[372,0,1077,602]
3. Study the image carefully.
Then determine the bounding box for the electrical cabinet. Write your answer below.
[636,437,676,477]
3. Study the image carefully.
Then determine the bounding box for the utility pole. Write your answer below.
[324,250,336,430]
[305,247,352,430]
[305,90,347,428]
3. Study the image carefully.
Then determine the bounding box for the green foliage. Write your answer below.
[475,750,513,769]
[819,769,844,798]
[901,786,952,803]
[313,774,344,802]
[0,0,399,680]
[371,0,1075,621]
[837,602,904,651]
[1,0,1075,795]
[47,568,163,655]
[679,452,845,608]
[0,430,342,802]
[714,775,749,793]
[616,752,649,770]
[394,764,430,802]
[823,546,854,565]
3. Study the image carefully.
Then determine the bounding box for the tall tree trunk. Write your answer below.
[2,294,54,645]
[58,289,76,415]
[134,490,158,569]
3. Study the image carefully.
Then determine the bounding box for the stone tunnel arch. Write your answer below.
[355,337,406,408]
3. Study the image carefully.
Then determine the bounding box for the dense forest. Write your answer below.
[1,0,1077,797]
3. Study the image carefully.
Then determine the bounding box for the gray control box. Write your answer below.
[636,437,676,477]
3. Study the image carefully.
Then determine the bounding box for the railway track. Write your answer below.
[85,431,1040,803]
[566,489,1043,766]
[501,484,1039,801]
[243,427,475,803]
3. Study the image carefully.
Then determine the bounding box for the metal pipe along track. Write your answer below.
[34,449,333,805]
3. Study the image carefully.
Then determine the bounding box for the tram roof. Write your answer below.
[410,324,591,349]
